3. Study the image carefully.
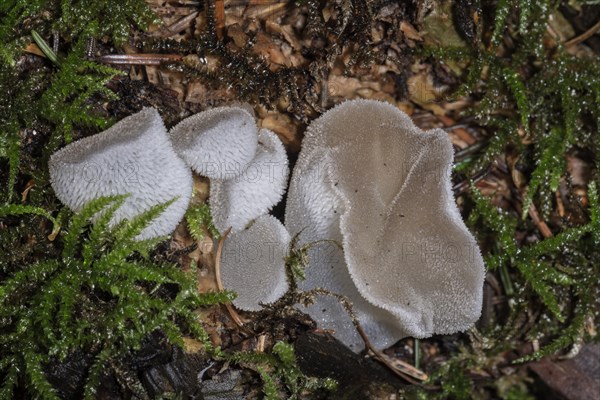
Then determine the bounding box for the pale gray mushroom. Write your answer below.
[285,99,486,351]
[220,215,290,311]
[210,129,289,234]
[49,108,193,240]
[169,106,258,180]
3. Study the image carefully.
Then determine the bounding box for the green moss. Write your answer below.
[56,0,159,46]
[38,36,121,145]
[0,0,158,203]
[0,196,233,398]
[469,181,598,348]
[0,33,120,203]
[0,0,47,65]
[229,341,337,399]
[430,0,599,325]
[422,0,600,395]
[0,0,158,64]
[0,61,47,202]
[185,203,220,242]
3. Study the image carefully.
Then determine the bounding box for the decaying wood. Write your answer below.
[295,331,405,400]
[529,344,600,400]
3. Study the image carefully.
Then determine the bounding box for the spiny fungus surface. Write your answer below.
[169,106,258,180]
[210,128,289,234]
[49,108,192,240]
[220,214,291,311]
[284,99,486,350]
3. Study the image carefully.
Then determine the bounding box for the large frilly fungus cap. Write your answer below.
[285,99,485,351]
[49,108,193,240]
[169,106,258,180]
[220,215,290,311]
[210,129,289,234]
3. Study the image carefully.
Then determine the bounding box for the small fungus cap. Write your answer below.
[220,215,290,311]
[169,106,258,180]
[210,129,289,234]
[49,108,193,240]
[285,99,485,350]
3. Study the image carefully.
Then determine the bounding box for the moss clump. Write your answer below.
[230,341,337,399]
[37,36,121,145]
[0,0,158,203]
[185,202,221,242]
[417,0,600,396]
[0,196,233,398]
[0,40,122,204]
[0,0,158,65]
[469,183,599,357]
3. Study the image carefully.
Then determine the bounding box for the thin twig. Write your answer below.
[527,203,553,238]
[214,0,225,39]
[358,328,426,385]
[438,115,476,145]
[565,19,600,47]
[453,166,492,194]
[214,227,246,328]
[98,54,183,65]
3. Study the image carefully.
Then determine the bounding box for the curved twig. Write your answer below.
[214,227,246,328]
[565,19,600,47]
